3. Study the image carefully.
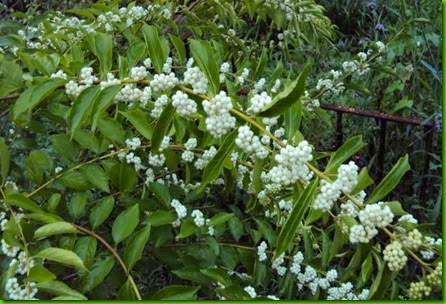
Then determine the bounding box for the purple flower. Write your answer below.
[367,1,377,10]
[375,23,386,32]
[434,112,442,132]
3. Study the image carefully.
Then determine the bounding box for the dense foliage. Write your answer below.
[0,0,442,300]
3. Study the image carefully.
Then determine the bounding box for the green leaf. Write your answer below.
[60,171,91,190]
[112,204,140,244]
[91,84,123,130]
[259,63,312,117]
[5,193,43,213]
[151,285,200,300]
[120,108,153,140]
[360,253,373,285]
[94,32,113,77]
[37,280,87,300]
[89,196,115,230]
[34,222,77,240]
[392,96,413,113]
[142,24,169,74]
[177,220,197,239]
[169,34,186,63]
[228,216,244,242]
[325,135,367,175]
[380,201,408,216]
[12,78,66,126]
[97,117,125,144]
[0,137,10,185]
[190,39,219,95]
[284,102,302,140]
[25,150,54,184]
[68,191,89,219]
[345,83,371,95]
[173,267,209,285]
[366,155,410,204]
[274,179,318,259]
[34,247,88,271]
[27,264,57,283]
[151,102,175,152]
[72,129,100,154]
[74,236,97,270]
[80,164,110,193]
[328,224,349,262]
[81,255,115,292]
[51,134,80,162]
[69,86,101,135]
[124,224,151,270]
[209,212,234,226]
[350,167,374,196]
[147,210,176,226]
[198,129,237,193]
[25,213,63,224]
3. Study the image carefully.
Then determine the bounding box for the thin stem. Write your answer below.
[74,224,142,300]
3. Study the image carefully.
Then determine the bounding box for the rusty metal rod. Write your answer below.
[320,103,434,127]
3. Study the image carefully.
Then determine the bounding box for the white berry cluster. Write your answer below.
[243,285,257,298]
[125,137,141,150]
[327,282,369,300]
[191,209,205,227]
[148,152,166,167]
[100,72,121,89]
[1,239,20,257]
[349,203,394,244]
[130,66,148,81]
[181,138,197,163]
[163,57,173,74]
[316,70,345,96]
[150,95,169,118]
[171,90,197,117]
[202,91,236,137]
[194,146,217,170]
[171,199,187,227]
[5,278,38,300]
[235,125,268,159]
[237,68,250,84]
[183,65,208,94]
[314,162,360,212]
[115,84,142,106]
[290,251,304,275]
[50,69,68,79]
[10,251,35,275]
[408,281,431,300]
[402,228,423,250]
[336,161,359,193]
[150,72,179,91]
[219,62,231,83]
[271,253,287,276]
[257,241,268,262]
[247,92,272,114]
[383,241,408,271]
[426,262,442,286]
[66,66,99,97]
[266,141,313,187]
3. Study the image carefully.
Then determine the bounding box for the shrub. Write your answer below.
[0,1,442,300]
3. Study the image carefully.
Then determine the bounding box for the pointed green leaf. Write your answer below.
[142,24,169,74]
[69,86,101,135]
[177,220,197,239]
[366,155,410,205]
[151,285,201,300]
[124,224,151,270]
[89,196,115,230]
[34,222,77,240]
[68,191,89,219]
[151,102,175,152]
[120,109,153,140]
[94,32,113,77]
[112,204,140,244]
[198,129,237,193]
[35,247,88,271]
[274,179,318,259]
[209,212,234,226]
[259,63,312,117]
[12,78,66,126]
[190,39,219,95]
[0,137,10,185]
[37,280,87,300]
[97,117,125,144]
[81,164,110,193]
[325,135,367,175]
[81,254,115,293]
[5,193,43,213]
[147,210,176,226]
[91,84,123,130]
[25,150,54,184]
[27,264,57,283]
[74,236,97,270]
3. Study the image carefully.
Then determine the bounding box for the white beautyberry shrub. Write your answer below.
[0,1,441,301]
